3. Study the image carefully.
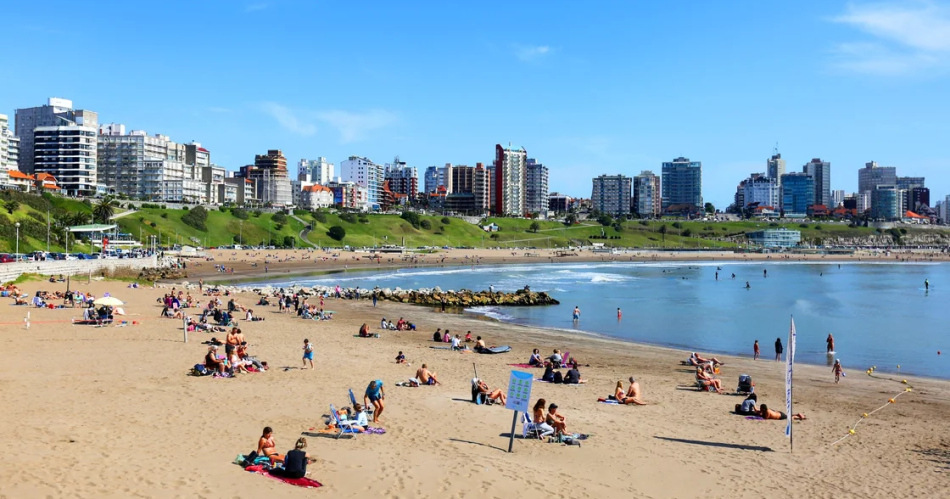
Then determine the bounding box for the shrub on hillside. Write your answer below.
[253,210,263,218]
[328,225,346,241]
[160,213,168,219]
[231,207,249,220]
[400,211,421,229]
[672,222,683,229]
[182,206,209,231]
[340,212,358,223]
[272,212,288,224]
[441,217,451,225]
[283,235,295,247]
[312,210,328,223]
[420,219,432,230]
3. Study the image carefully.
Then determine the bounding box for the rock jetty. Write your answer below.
[170,281,558,307]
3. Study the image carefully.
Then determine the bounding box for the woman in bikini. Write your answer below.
[532,398,555,434]
[256,427,284,465]
[695,367,724,394]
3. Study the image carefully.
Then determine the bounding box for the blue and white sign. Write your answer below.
[506,371,534,412]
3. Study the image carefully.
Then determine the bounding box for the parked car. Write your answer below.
[0,254,15,263]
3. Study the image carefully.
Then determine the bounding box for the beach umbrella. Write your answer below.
[93,296,124,306]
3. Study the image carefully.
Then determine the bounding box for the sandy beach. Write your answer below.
[2,272,949,499]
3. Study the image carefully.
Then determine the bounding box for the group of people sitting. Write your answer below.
[531,398,568,437]
[601,377,646,405]
[734,393,806,420]
[201,327,268,377]
[248,427,315,478]
[380,317,415,331]
[541,363,586,384]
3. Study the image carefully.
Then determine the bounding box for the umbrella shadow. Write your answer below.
[448,438,506,453]
[654,436,773,452]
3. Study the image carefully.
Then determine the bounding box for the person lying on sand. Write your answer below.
[695,367,724,394]
[691,352,723,366]
[475,379,506,404]
[415,364,441,385]
[759,404,806,421]
[256,427,284,466]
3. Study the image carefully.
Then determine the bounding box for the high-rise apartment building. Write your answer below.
[15,98,98,175]
[661,157,702,213]
[633,170,661,217]
[525,159,549,215]
[780,173,815,216]
[767,153,786,187]
[910,187,930,211]
[384,159,418,198]
[741,173,780,208]
[871,185,901,220]
[494,144,527,216]
[591,174,632,216]
[237,150,293,206]
[803,158,831,208]
[0,114,20,172]
[97,128,190,200]
[450,165,475,194]
[896,177,925,212]
[831,190,846,208]
[473,163,491,213]
[34,123,98,196]
[857,161,897,212]
[341,156,384,208]
[298,157,334,184]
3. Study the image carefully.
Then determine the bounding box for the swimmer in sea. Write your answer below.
[745,281,751,289]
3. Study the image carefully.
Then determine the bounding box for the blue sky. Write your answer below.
[2,1,950,209]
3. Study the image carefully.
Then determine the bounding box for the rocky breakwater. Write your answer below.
[378,286,559,307]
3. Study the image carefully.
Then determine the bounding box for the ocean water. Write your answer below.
[258,261,950,379]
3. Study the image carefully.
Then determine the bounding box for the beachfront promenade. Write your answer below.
[0,255,158,283]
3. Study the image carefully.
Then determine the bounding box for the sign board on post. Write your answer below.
[505,371,534,452]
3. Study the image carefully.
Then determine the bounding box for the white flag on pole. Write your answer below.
[785,317,797,441]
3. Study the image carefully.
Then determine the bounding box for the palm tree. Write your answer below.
[93,197,117,224]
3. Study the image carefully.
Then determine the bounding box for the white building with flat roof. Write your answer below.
[340,156,383,208]
[298,157,334,184]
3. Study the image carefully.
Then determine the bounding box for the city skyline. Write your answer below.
[2,1,950,208]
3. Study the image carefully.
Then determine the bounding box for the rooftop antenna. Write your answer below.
[773,142,779,156]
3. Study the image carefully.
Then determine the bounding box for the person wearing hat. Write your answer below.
[204,345,226,374]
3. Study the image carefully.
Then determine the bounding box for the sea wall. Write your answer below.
[0,256,159,284]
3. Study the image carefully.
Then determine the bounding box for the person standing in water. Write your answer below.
[617,307,622,320]
[925,279,929,291]
[573,306,581,322]
[745,281,751,289]
[753,340,760,360]
[826,334,835,353]
[763,269,768,278]
[715,271,719,280]
[774,337,783,361]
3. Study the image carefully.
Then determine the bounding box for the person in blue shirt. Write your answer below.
[363,379,385,424]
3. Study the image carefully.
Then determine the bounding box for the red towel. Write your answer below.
[247,468,323,488]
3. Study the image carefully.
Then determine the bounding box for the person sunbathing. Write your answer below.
[474,336,487,352]
[735,393,757,415]
[256,427,284,466]
[532,398,555,434]
[692,352,723,366]
[546,403,567,435]
[13,295,28,306]
[416,364,441,385]
[759,404,806,421]
[624,377,647,405]
[695,367,724,394]
[476,379,506,404]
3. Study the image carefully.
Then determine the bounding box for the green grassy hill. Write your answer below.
[0,190,945,252]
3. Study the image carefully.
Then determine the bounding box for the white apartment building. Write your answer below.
[1,114,20,171]
[742,174,780,208]
[298,157,334,184]
[34,124,98,196]
[525,159,549,215]
[98,129,190,200]
[340,156,384,208]
[494,144,527,216]
[15,98,98,176]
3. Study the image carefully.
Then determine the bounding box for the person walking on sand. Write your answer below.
[364,380,385,424]
[573,306,580,322]
[774,337,783,361]
[826,333,835,353]
[832,358,843,383]
[753,340,760,360]
[372,291,378,308]
[302,339,314,369]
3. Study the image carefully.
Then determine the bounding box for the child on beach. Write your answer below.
[833,358,844,383]
[753,340,760,360]
[395,351,406,364]
[302,339,314,369]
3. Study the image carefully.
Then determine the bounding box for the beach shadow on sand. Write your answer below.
[912,447,950,471]
[654,436,772,452]
[448,438,507,453]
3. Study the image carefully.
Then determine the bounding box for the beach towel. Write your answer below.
[508,363,541,368]
[744,416,765,420]
[247,468,323,488]
[429,346,453,350]
[597,399,621,405]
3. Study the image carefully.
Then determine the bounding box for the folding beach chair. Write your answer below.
[522,412,553,440]
[349,388,374,415]
[561,351,571,368]
[329,404,362,439]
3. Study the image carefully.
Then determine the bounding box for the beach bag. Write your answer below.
[193,364,210,376]
[553,371,564,384]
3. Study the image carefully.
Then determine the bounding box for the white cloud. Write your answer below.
[260,102,317,136]
[245,3,269,12]
[259,103,396,142]
[830,1,950,74]
[513,44,551,62]
[315,110,397,143]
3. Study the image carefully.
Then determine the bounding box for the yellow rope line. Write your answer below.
[830,366,913,447]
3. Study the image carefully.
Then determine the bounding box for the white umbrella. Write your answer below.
[93,296,124,307]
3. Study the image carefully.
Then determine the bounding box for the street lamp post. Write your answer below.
[240,220,243,246]
[15,222,20,259]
